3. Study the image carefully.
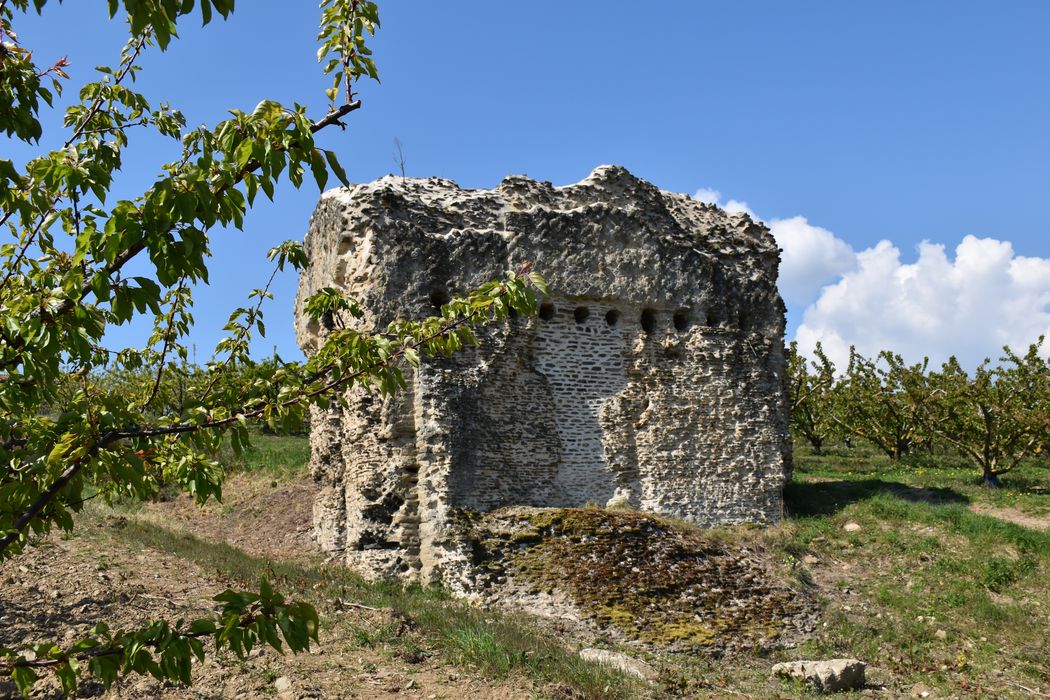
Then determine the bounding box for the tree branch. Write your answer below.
[0,277,521,556]
[309,101,361,133]
[142,277,187,410]
[0,99,365,375]
[0,603,267,675]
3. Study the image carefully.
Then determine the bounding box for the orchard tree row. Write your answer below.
[786,340,1050,487]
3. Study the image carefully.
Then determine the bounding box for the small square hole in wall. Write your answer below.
[673,309,690,332]
[605,309,621,326]
[640,308,657,334]
[429,289,449,312]
[539,303,556,321]
[574,306,590,324]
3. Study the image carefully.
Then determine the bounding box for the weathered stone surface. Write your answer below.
[450,507,817,653]
[578,648,656,680]
[295,165,791,581]
[771,659,867,692]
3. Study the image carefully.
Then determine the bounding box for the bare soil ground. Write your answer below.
[969,504,1050,531]
[0,478,541,700]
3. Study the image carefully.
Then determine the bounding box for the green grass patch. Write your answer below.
[219,432,311,481]
[782,444,1050,693]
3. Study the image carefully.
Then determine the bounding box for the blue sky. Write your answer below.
[9,2,1049,368]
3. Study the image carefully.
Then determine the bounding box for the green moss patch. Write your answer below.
[451,507,816,653]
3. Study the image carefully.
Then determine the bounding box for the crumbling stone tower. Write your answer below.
[295,165,791,581]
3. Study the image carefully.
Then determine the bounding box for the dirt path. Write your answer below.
[970,503,1050,531]
[0,478,540,699]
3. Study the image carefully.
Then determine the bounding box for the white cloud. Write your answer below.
[723,199,755,217]
[768,216,857,307]
[693,183,1050,369]
[692,187,721,205]
[795,235,1050,369]
[693,189,856,307]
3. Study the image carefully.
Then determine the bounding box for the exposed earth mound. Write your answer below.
[445,507,817,654]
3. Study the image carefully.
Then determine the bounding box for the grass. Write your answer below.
[795,442,1050,516]
[219,431,311,481]
[772,441,1050,696]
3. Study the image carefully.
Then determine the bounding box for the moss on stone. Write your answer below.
[656,621,715,646]
[452,506,813,653]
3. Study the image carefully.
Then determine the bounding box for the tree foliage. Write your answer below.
[786,341,838,454]
[0,1,546,693]
[918,343,1050,486]
[786,341,1050,485]
[833,349,929,460]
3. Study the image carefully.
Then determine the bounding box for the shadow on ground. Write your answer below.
[786,479,970,518]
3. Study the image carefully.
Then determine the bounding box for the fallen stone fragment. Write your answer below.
[579,648,657,680]
[843,522,862,533]
[910,682,935,698]
[771,658,866,693]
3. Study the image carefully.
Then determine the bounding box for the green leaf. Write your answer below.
[527,271,549,295]
[309,149,328,191]
[234,138,253,168]
[12,666,37,696]
[323,150,349,187]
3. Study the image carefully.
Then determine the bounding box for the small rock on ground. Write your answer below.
[771,658,866,693]
[579,648,656,681]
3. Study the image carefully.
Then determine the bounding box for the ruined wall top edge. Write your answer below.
[295,165,784,352]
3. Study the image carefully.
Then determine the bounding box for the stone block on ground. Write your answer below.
[579,648,656,680]
[771,658,866,693]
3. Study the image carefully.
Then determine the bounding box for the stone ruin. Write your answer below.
[294,165,791,582]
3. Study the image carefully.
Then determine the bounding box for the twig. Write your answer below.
[199,262,281,403]
[0,603,268,675]
[1009,681,1050,698]
[64,35,148,149]
[310,101,361,133]
[143,277,187,409]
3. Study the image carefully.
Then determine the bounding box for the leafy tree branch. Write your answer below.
[0,0,548,694]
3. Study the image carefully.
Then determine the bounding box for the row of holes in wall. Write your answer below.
[429,291,732,333]
[540,303,718,334]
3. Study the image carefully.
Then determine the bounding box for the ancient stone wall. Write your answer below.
[295,165,791,581]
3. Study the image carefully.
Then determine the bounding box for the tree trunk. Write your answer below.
[809,436,824,455]
[981,467,1001,488]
